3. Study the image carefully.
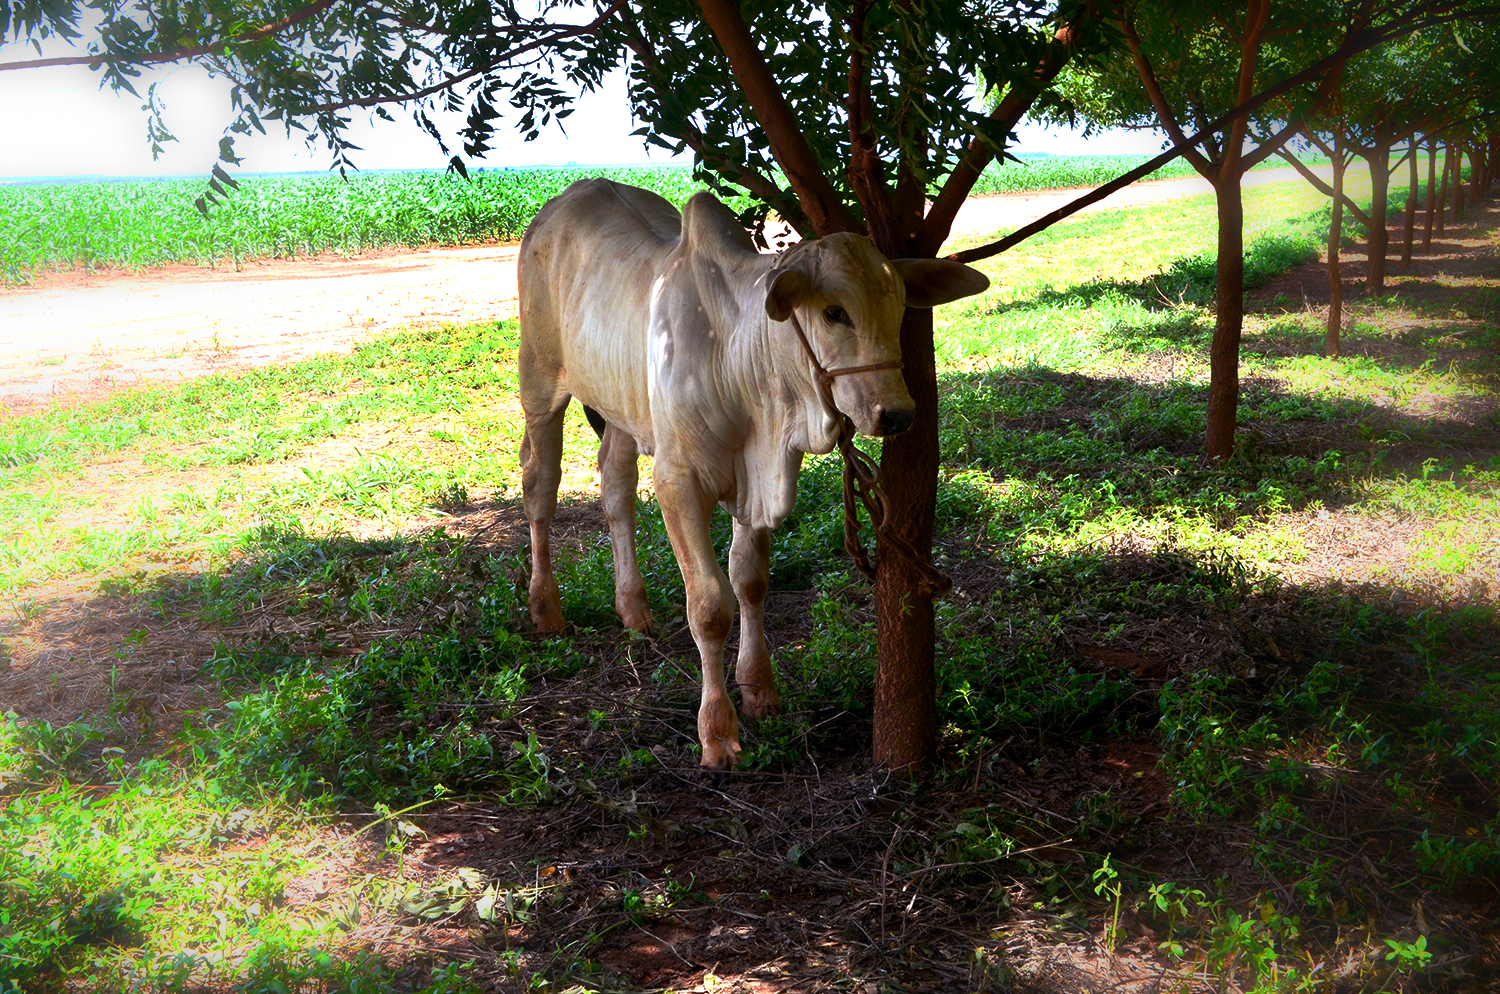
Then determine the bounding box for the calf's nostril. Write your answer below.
[878,407,915,435]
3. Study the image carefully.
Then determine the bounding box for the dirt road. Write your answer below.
[0,166,1319,415]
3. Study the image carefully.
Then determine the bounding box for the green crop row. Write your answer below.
[971,153,1203,193]
[0,154,1307,284]
[0,165,719,284]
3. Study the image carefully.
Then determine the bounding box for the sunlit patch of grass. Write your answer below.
[0,322,539,594]
[4,177,1499,992]
[0,734,493,993]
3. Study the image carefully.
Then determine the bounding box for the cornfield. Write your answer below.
[0,155,1277,284]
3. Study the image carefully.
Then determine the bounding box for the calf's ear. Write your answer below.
[764,267,809,322]
[891,258,990,308]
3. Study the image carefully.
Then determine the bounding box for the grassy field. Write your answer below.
[2,174,1498,993]
[0,155,1300,285]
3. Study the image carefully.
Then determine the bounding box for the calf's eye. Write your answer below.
[824,305,851,326]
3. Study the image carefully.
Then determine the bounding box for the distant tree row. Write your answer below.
[1035,2,1499,456]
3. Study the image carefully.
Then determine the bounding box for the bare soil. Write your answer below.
[3,175,1497,994]
[0,168,1320,418]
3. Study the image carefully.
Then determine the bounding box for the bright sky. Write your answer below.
[0,40,1163,179]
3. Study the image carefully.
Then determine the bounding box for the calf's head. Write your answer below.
[766,233,989,437]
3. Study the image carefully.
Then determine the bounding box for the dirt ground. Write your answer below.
[0,167,1324,417]
[3,180,1499,994]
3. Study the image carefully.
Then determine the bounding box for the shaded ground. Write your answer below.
[2,181,1496,994]
[1250,198,1499,315]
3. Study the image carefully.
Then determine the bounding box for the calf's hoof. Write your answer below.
[528,578,564,634]
[738,682,782,719]
[701,768,729,789]
[618,602,655,634]
[528,600,565,634]
[699,736,741,773]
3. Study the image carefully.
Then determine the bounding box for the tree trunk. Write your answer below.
[1469,144,1484,202]
[1402,141,1418,270]
[1436,145,1449,236]
[1366,145,1390,294]
[1206,176,1245,460]
[1423,140,1437,250]
[1452,148,1464,219]
[1327,143,1344,358]
[872,305,939,773]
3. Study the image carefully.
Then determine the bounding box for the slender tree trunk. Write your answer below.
[1206,176,1246,460]
[1469,144,1484,203]
[1328,142,1344,358]
[1366,145,1390,294]
[1423,140,1437,250]
[873,306,939,773]
[1452,148,1465,219]
[1402,141,1418,269]
[1437,144,1449,235]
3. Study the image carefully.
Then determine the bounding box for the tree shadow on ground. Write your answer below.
[5,196,1499,994]
[942,363,1500,502]
[1248,198,1500,313]
[4,470,1500,992]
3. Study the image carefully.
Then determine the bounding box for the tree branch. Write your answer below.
[1220,0,1272,180]
[1239,116,1301,171]
[1114,4,1213,176]
[306,0,630,112]
[945,0,1500,265]
[1276,148,1372,227]
[697,0,862,235]
[845,0,897,248]
[917,22,1080,256]
[0,0,343,71]
[946,14,1432,265]
[619,10,809,235]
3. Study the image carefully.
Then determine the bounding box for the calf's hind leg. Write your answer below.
[520,401,568,633]
[597,422,653,632]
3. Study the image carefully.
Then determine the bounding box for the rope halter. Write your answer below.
[784,307,952,596]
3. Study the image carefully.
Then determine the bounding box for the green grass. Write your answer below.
[2,173,1498,992]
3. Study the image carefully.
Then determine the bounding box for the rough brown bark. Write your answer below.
[1328,137,1345,357]
[1423,140,1437,250]
[1206,177,1245,460]
[1454,148,1465,218]
[872,306,939,773]
[1366,146,1390,294]
[1402,141,1418,269]
[696,0,861,236]
[1437,145,1449,235]
[844,1,898,248]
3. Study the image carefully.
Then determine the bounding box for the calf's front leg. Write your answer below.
[655,468,741,771]
[729,520,781,718]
